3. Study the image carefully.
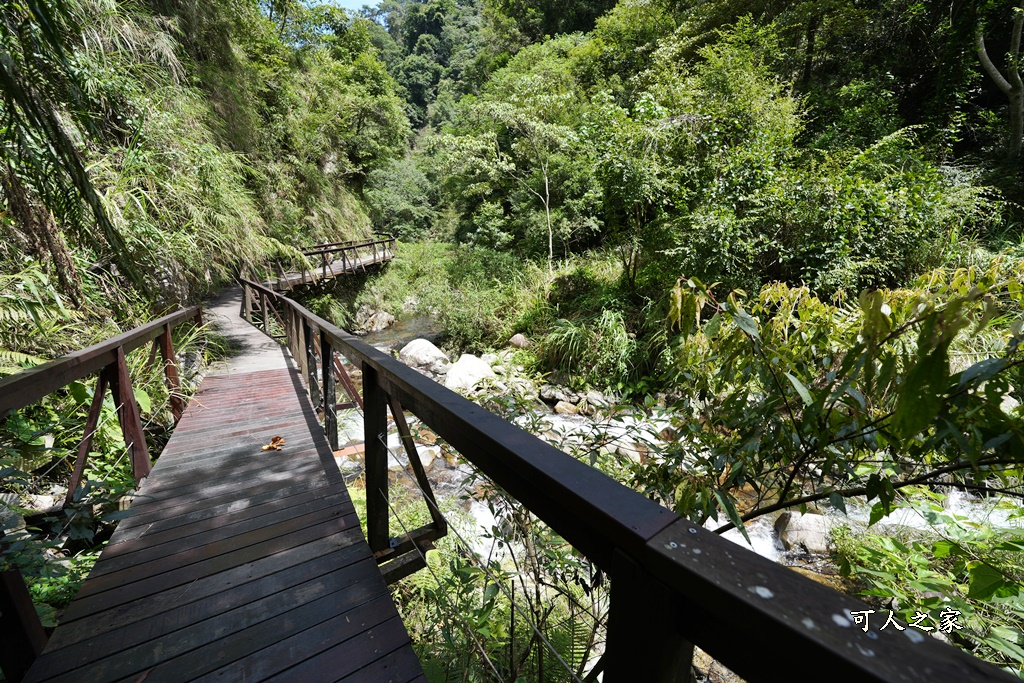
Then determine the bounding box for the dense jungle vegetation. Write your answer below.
[2,0,1024,679]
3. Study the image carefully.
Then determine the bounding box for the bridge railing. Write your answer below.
[0,306,203,681]
[296,233,396,283]
[238,277,1012,683]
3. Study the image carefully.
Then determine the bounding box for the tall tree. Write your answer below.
[976,2,1024,160]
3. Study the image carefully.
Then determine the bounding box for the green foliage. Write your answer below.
[540,309,634,391]
[832,497,1024,674]
[657,259,1024,532]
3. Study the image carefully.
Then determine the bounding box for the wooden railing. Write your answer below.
[283,234,396,286]
[0,306,202,682]
[239,277,1013,683]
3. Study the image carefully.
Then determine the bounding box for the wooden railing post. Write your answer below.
[604,552,693,683]
[106,348,151,485]
[259,292,268,333]
[321,330,338,450]
[304,324,321,411]
[297,316,309,381]
[364,362,389,553]
[0,562,48,682]
[158,323,184,423]
[64,372,108,508]
[241,282,252,322]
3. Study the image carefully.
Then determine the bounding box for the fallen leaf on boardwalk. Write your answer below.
[262,436,286,451]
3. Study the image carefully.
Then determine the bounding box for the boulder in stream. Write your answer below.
[399,339,450,374]
[445,354,496,392]
[774,512,835,554]
[508,333,531,349]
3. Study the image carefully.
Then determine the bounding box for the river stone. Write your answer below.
[481,353,499,365]
[399,339,450,374]
[539,384,580,405]
[554,400,578,415]
[416,445,440,470]
[775,512,834,554]
[508,333,531,349]
[444,354,496,392]
[363,310,395,332]
[616,442,647,464]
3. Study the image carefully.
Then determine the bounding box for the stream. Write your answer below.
[339,320,1021,571]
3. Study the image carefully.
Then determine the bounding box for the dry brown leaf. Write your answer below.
[262,435,286,451]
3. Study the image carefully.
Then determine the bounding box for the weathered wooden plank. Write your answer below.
[98,484,346,558]
[336,646,426,683]
[34,564,386,683]
[58,507,361,624]
[72,505,359,604]
[109,478,337,538]
[261,617,411,683]
[44,533,364,652]
[89,492,354,577]
[115,582,393,683]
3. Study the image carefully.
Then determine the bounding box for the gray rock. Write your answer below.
[444,354,497,392]
[1,493,25,535]
[400,339,450,371]
[416,445,440,470]
[539,384,580,405]
[355,305,395,332]
[481,353,499,365]
[554,400,578,415]
[509,333,531,349]
[774,512,835,554]
[616,443,646,463]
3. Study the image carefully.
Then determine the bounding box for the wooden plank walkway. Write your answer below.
[24,290,424,683]
[273,242,394,291]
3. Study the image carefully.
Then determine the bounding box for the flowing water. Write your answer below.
[359,313,442,351]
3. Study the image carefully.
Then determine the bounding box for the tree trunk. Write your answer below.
[799,13,820,92]
[976,6,1024,161]
[1,166,84,305]
[1012,89,1024,160]
[543,165,553,277]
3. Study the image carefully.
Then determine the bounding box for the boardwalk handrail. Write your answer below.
[275,234,396,289]
[240,277,1012,683]
[301,233,395,258]
[0,305,202,682]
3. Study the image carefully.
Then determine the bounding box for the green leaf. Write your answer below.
[893,344,950,438]
[967,561,1006,600]
[732,308,760,340]
[868,501,887,527]
[932,540,962,558]
[134,388,151,414]
[714,490,749,544]
[829,492,847,515]
[785,372,813,406]
[958,357,1007,389]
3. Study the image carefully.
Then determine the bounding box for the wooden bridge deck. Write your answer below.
[273,237,395,291]
[24,291,424,683]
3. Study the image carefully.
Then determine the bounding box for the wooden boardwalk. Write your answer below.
[24,290,424,683]
[273,237,395,291]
